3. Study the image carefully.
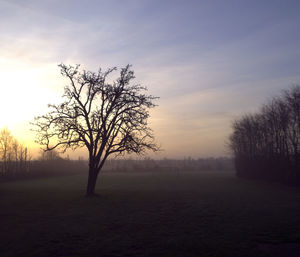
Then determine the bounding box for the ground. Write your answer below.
[1,171,300,257]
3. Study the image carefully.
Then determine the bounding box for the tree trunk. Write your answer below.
[86,166,99,197]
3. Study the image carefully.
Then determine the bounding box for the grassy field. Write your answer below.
[1,171,300,257]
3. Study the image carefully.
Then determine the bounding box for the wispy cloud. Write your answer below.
[1,0,300,157]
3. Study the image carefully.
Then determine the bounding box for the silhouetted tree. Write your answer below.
[33,64,159,196]
[0,128,29,176]
[229,85,300,185]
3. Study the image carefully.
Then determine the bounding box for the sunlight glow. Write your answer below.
[0,58,64,150]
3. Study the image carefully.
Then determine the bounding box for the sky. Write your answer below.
[1,0,300,159]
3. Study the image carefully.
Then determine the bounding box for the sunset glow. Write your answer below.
[2,2,300,256]
[1,0,300,159]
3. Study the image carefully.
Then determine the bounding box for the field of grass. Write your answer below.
[1,171,300,257]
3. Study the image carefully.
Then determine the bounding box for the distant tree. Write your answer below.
[33,64,159,196]
[0,128,29,175]
[229,85,300,185]
[38,149,62,161]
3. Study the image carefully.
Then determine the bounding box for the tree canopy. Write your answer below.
[33,64,159,196]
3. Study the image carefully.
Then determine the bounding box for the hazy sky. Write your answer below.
[1,0,300,159]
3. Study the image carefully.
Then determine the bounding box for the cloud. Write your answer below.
[1,0,300,158]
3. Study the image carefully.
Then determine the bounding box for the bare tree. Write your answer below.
[0,128,30,176]
[229,85,300,185]
[0,127,13,174]
[33,64,159,196]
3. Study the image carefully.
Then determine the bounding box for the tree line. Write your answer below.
[229,85,300,185]
[0,128,30,177]
[102,157,233,173]
[0,128,86,181]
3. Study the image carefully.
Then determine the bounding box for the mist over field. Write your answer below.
[1,0,300,256]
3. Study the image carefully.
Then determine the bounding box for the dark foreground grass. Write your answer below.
[1,171,300,257]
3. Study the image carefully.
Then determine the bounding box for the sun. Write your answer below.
[0,58,63,147]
